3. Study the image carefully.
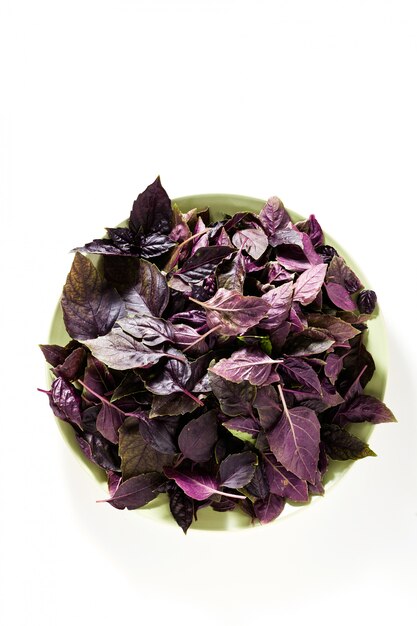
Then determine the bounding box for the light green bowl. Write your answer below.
[48,194,388,531]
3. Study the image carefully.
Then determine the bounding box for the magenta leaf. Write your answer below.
[324,282,356,311]
[258,196,291,244]
[267,387,320,482]
[49,376,82,429]
[193,288,269,336]
[164,467,245,501]
[216,250,246,292]
[117,315,174,346]
[61,252,124,341]
[293,263,327,305]
[209,348,281,386]
[96,403,124,444]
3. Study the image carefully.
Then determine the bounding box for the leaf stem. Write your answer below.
[183,324,222,353]
[180,387,205,407]
[77,379,144,419]
[277,383,290,420]
[164,229,210,272]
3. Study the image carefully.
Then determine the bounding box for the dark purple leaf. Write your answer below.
[140,232,176,259]
[168,484,194,534]
[61,252,124,341]
[219,452,258,489]
[327,256,363,294]
[253,385,281,431]
[82,327,166,370]
[267,388,320,482]
[53,346,87,381]
[337,394,396,425]
[293,263,327,305]
[178,411,218,462]
[76,432,120,472]
[263,451,309,502]
[169,309,207,330]
[150,393,201,418]
[107,471,122,497]
[284,328,335,356]
[191,216,209,253]
[266,262,294,284]
[175,246,233,284]
[279,357,322,394]
[170,204,192,243]
[96,403,124,444]
[222,416,260,442]
[130,176,173,237]
[324,282,356,311]
[253,494,285,524]
[49,377,82,428]
[324,352,345,384]
[121,259,169,317]
[144,349,192,396]
[81,355,115,401]
[215,227,232,247]
[357,290,377,314]
[289,303,307,333]
[321,424,376,460]
[171,323,209,355]
[103,472,164,510]
[259,281,293,330]
[139,416,180,454]
[232,228,269,260]
[216,250,246,292]
[39,342,78,367]
[192,288,269,336]
[209,371,257,417]
[119,417,175,479]
[296,214,324,247]
[209,348,281,386]
[258,197,291,244]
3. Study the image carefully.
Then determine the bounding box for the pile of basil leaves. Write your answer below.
[40,178,396,532]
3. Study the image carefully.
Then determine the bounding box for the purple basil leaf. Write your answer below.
[191,216,209,253]
[357,289,377,314]
[293,263,327,305]
[263,451,309,502]
[215,227,232,247]
[253,385,281,431]
[169,309,207,330]
[245,462,269,500]
[178,411,218,462]
[76,432,120,472]
[275,252,313,272]
[272,228,303,247]
[119,417,176,479]
[270,321,291,351]
[259,281,293,330]
[266,261,294,284]
[81,354,115,401]
[117,315,174,347]
[171,323,209,355]
[209,370,257,417]
[267,391,320,482]
[306,313,360,343]
[324,282,356,311]
[103,472,164,510]
[175,246,233,284]
[222,416,260,442]
[39,341,78,367]
[168,483,194,534]
[129,177,173,237]
[61,252,125,341]
[337,394,396,425]
[253,494,285,524]
[279,357,322,394]
[143,349,192,396]
[72,238,133,256]
[121,259,169,317]
[324,352,345,384]
[106,227,136,253]
[327,255,363,294]
[140,232,176,259]
[284,328,335,356]
[150,393,201,418]
[258,196,291,244]
[296,214,324,248]
[170,204,192,243]
[300,232,323,265]
[232,228,269,260]
[321,424,376,460]
[219,452,258,489]
[139,416,180,454]
[289,302,308,333]
[53,346,87,381]
[209,348,281,386]
[96,403,124,444]
[82,327,166,370]
[193,288,269,336]
[107,471,122,497]
[49,376,82,429]
[216,250,246,292]
[163,467,221,501]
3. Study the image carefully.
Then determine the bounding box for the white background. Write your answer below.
[1,1,416,624]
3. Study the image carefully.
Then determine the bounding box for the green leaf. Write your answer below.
[321,424,376,460]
